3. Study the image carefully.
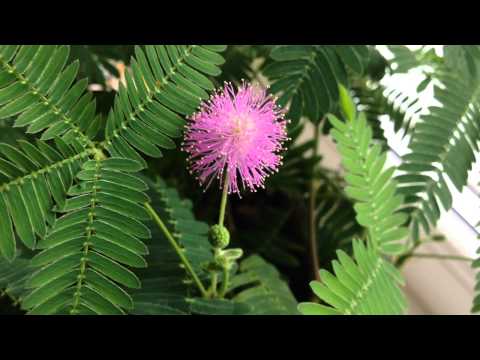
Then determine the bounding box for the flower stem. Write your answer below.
[216,172,231,298]
[219,267,230,298]
[209,272,218,297]
[145,202,209,298]
[218,173,229,226]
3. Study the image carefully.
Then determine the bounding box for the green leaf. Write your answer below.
[22,157,151,314]
[397,54,480,241]
[338,84,356,122]
[265,45,368,124]
[0,46,98,148]
[0,193,15,261]
[299,241,406,315]
[104,45,225,162]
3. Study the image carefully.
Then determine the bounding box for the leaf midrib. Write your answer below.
[344,257,383,315]
[0,52,95,149]
[0,149,92,193]
[411,78,480,221]
[101,45,197,147]
[69,159,100,314]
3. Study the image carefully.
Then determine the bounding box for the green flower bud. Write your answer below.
[208,224,230,249]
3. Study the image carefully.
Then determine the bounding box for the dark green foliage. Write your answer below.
[103,45,227,164]
[0,251,34,310]
[263,45,370,125]
[130,179,298,315]
[364,46,389,82]
[0,45,101,148]
[315,169,364,269]
[267,121,319,195]
[235,194,303,269]
[21,157,151,315]
[0,138,89,259]
[227,255,299,314]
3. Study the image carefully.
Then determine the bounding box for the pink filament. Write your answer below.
[182,81,288,195]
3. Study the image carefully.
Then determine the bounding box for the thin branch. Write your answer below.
[218,173,229,226]
[144,202,209,298]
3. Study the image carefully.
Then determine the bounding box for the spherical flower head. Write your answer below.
[183,81,288,195]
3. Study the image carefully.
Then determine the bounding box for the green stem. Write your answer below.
[219,267,230,298]
[218,173,229,226]
[216,172,232,298]
[145,202,208,298]
[209,272,218,297]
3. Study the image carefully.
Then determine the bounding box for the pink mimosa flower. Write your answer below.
[183,81,288,195]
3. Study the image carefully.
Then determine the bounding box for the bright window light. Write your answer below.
[376,45,479,258]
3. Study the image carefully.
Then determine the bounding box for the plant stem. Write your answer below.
[408,253,474,262]
[215,172,231,298]
[144,202,208,298]
[218,173,229,226]
[308,122,321,282]
[219,267,230,298]
[209,272,218,297]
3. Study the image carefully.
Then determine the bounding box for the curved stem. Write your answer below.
[308,123,321,282]
[218,173,229,226]
[145,202,208,298]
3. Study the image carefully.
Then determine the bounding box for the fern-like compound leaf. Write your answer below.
[299,240,407,315]
[352,83,422,141]
[103,45,226,166]
[227,255,299,315]
[444,45,480,78]
[264,45,369,124]
[299,87,408,315]
[0,45,100,147]
[0,138,90,260]
[398,66,480,242]
[328,94,409,255]
[0,251,34,307]
[21,157,151,315]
